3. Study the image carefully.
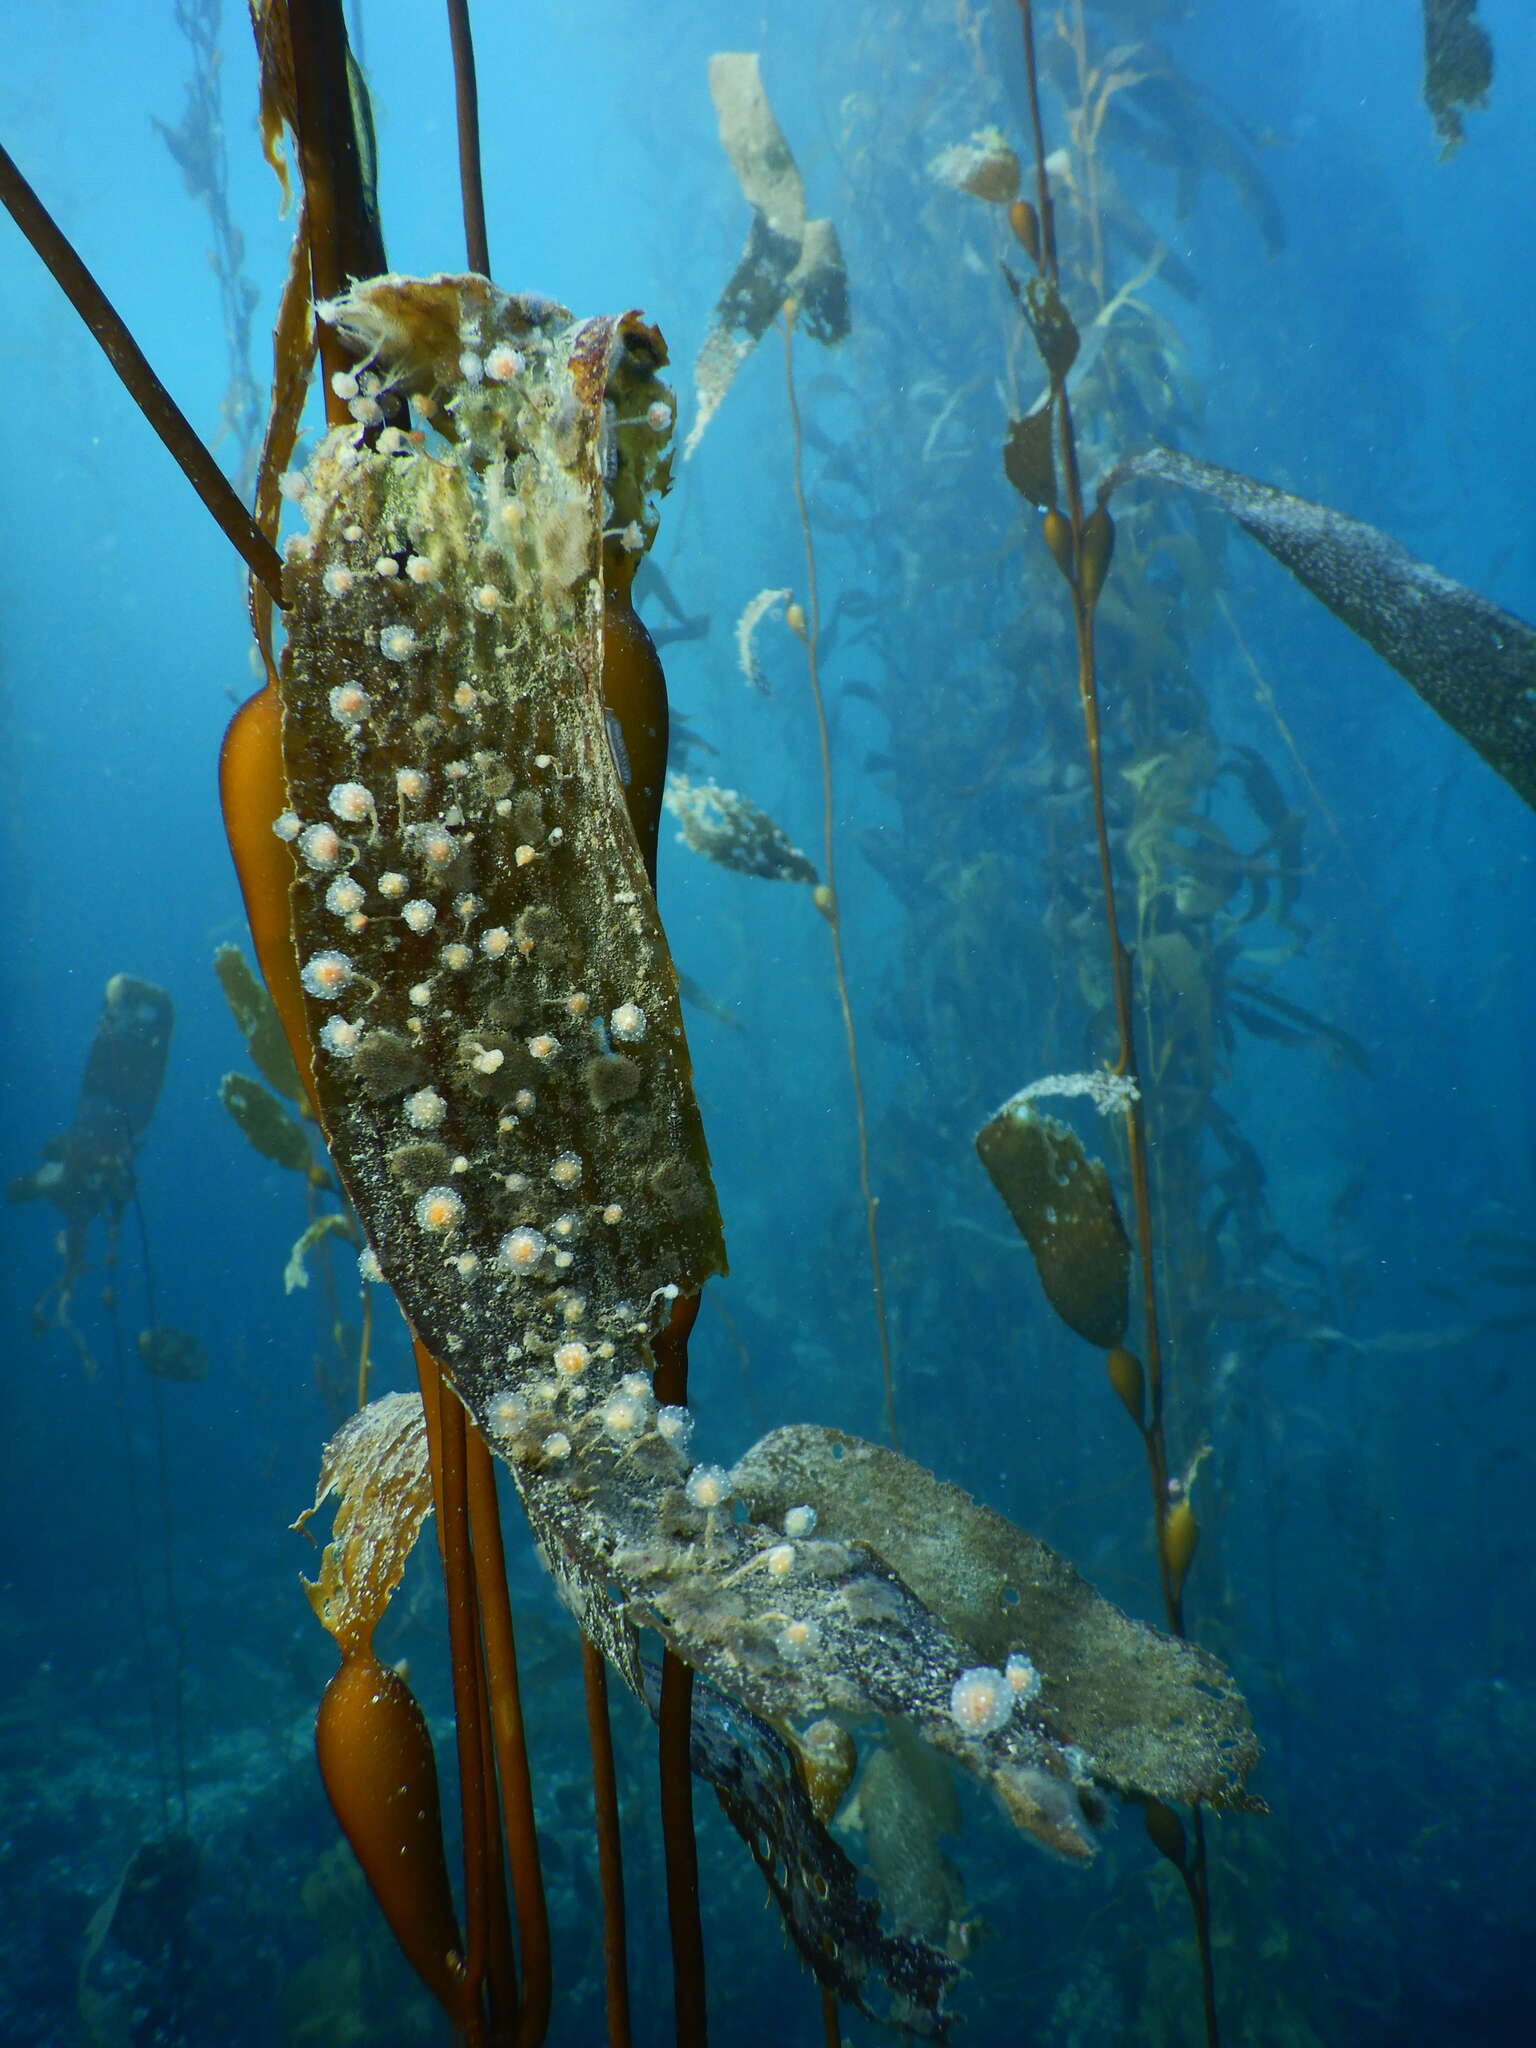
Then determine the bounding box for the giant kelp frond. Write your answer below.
[686,54,849,458]
[1109,447,1536,809]
[732,1428,1259,1814]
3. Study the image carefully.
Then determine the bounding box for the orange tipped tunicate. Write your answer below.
[1161,1499,1199,1599]
[314,1654,470,2026]
[1008,198,1041,265]
[1042,508,1075,583]
[1079,507,1115,608]
[1106,1346,1145,1427]
[1144,1796,1187,1869]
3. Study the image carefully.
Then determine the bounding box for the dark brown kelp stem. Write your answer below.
[1016,6,1221,2043]
[652,1293,708,2045]
[781,307,900,1452]
[285,0,387,401]
[465,1429,552,2045]
[0,143,284,601]
[581,1639,633,2047]
[445,0,490,275]
[419,1346,511,2046]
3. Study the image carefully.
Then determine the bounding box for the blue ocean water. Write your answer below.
[1,2,1533,2043]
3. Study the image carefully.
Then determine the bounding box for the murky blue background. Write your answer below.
[2,2,1533,2042]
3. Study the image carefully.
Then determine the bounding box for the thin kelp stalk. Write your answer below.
[0,143,283,601]
[464,1428,553,2046]
[423,1346,516,2042]
[580,1639,632,2046]
[652,1291,710,2045]
[781,308,900,1451]
[446,0,490,276]
[1017,4,1221,2042]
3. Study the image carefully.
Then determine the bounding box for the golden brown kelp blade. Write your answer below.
[977,1093,1131,1351]
[685,52,849,457]
[215,944,307,1105]
[1109,446,1536,809]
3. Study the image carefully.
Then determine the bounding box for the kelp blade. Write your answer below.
[1113,446,1536,809]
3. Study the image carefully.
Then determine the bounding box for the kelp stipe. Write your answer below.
[960,6,1250,2039]
[683,54,900,1451]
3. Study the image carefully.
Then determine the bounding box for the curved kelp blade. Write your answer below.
[219,1073,314,1175]
[686,52,849,459]
[1111,446,1536,809]
[261,277,1261,2007]
[296,1392,436,1659]
[976,1094,1131,1349]
[733,1428,1259,1813]
[215,944,307,1105]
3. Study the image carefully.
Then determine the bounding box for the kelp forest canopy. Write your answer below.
[0,3,1533,2047]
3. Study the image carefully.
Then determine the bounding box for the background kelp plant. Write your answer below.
[2,0,1533,2044]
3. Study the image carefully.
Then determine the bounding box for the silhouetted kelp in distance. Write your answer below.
[2,3,1268,2042]
[9,973,175,1372]
[1422,0,1494,157]
[6,971,200,1888]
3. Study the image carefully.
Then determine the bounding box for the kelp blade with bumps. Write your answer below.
[1108,446,1536,809]
[266,277,1256,2028]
